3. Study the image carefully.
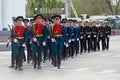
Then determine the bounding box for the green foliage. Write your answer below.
[72,0,120,16]
[26,0,65,17]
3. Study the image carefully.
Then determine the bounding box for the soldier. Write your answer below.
[31,14,48,69]
[9,17,17,68]
[104,21,111,50]
[12,16,28,71]
[48,18,54,61]
[91,20,98,52]
[78,20,85,54]
[23,19,32,63]
[29,19,34,28]
[73,20,80,56]
[51,15,67,69]
[61,18,69,60]
[43,18,52,63]
[65,20,72,59]
[98,20,105,51]
[67,19,75,58]
[84,19,92,53]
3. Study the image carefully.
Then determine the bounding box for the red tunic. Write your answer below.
[34,24,44,36]
[53,25,62,35]
[14,26,25,38]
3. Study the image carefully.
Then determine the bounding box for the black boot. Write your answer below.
[33,54,36,69]
[37,57,41,69]
[19,57,23,71]
[15,56,19,70]
[54,55,57,67]
[57,56,61,69]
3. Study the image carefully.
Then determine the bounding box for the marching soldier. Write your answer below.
[61,18,68,60]
[65,19,73,58]
[91,20,98,52]
[12,16,28,71]
[104,21,111,50]
[78,20,85,54]
[63,19,70,59]
[23,19,32,63]
[43,18,53,63]
[84,20,92,53]
[73,20,80,56]
[48,18,54,61]
[42,17,48,63]
[68,19,75,58]
[31,14,48,69]
[51,15,67,69]
[98,20,105,51]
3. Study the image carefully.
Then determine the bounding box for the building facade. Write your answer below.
[0,0,26,31]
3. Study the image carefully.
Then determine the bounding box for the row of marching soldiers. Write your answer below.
[8,14,111,71]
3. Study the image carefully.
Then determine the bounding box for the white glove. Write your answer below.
[29,41,32,44]
[72,39,75,41]
[94,35,96,37]
[68,39,71,43]
[66,44,68,47]
[100,35,103,37]
[22,44,26,47]
[107,35,110,38]
[51,38,56,42]
[33,37,37,42]
[64,42,68,48]
[43,41,46,46]
[81,36,83,39]
[77,38,79,41]
[88,35,90,38]
[14,39,18,43]
[47,35,50,39]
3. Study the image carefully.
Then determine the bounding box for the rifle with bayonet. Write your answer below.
[6,25,20,48]
[50,25,57,45]
[6,25,13,47]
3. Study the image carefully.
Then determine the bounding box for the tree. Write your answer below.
[105,0,120,15]
[26,0,65,17]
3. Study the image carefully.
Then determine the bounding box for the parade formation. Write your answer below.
[8,14,111,71]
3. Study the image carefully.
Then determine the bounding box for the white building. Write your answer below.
[0,0,26,31]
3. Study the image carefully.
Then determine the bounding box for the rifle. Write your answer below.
[6,25,20,48]
[50,26,57,45]
[32,24,40,46]
[6,25,13,47]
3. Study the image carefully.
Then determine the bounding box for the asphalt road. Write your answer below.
[0,36,120,80]
[0,45,11,51]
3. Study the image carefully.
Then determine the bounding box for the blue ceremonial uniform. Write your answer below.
[62,26,69,60]
[69,26,75,58]
[66,26,72,58]
[12,26,28,70]
[13,26,28,56]
[50,24,67,68]
[74,27,80,55]
[51,25,66,56]
[25,26,32,63]
[31,24,48,69]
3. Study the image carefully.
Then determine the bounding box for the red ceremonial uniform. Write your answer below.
[14,26,25,39]
[34,24,44,37]
[53,25,62,36]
